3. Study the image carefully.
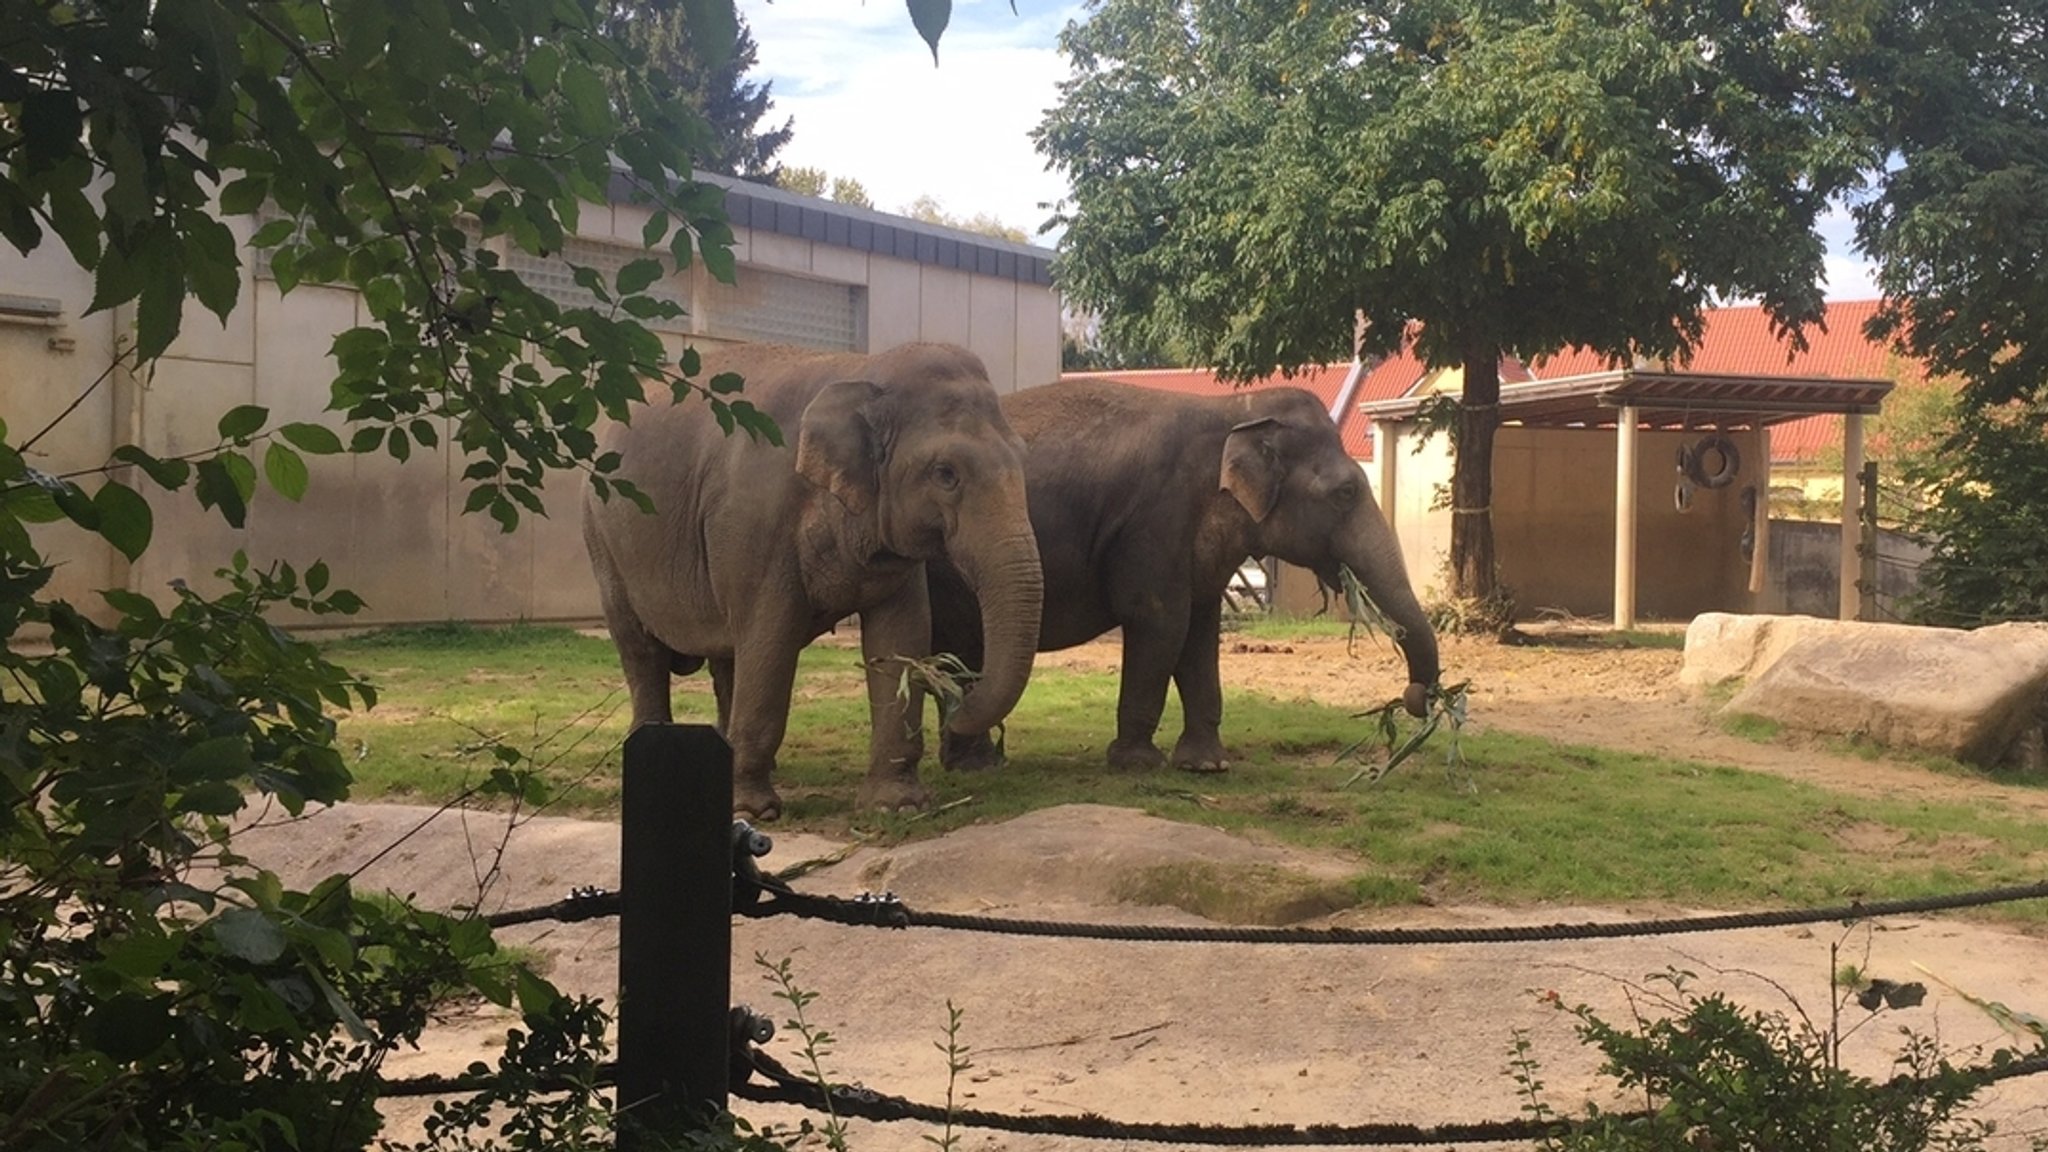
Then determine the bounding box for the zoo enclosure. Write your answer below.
[379,723,2048,1148]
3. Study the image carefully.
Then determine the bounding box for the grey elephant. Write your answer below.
[928,379,1439,773]
[582,342,1044,819]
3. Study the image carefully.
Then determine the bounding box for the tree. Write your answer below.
[900,194,1030,243]
[604,4,795,179]
[0,0,768,1145]
[1038,0,1855,605]
[1825,0,2048,623]
[775,167,874,207]
[779,165,831,197]
[830,176,875,209]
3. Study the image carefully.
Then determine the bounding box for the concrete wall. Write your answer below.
[1756,518,1931,620]
[5,200,1061,629]
[1374,423,1769,622]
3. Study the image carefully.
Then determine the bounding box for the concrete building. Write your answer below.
[4,173,1062,627]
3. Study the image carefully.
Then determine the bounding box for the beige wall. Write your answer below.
[1376,423,1768,622]
[4,201,1061,629]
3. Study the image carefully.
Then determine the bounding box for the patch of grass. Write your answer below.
[1224,613,1359,640]
[1720,711,1784,741]
[324,624,2048,924]
[1112,861,1363,925]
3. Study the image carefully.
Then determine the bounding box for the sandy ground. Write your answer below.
[236,626,2048,1150]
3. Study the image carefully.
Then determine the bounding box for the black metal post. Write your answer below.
[617,723,732,1148]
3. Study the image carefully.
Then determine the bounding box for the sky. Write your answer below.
[736,0,1882,301]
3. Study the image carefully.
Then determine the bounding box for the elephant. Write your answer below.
[582,342,1044,820]
[928,378,1439,773]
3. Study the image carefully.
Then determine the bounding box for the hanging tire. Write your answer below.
[1680,434,1741,490]
[1674,480,1695,514]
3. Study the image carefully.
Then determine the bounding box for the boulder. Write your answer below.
[1681,612,1896,689]
[1720,619,2048,767]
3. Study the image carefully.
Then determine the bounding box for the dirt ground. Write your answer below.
[237,625,2048,1150]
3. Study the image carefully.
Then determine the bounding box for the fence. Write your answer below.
[381,723,2048,1147]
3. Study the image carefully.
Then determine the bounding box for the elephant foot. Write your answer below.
[1171,735,1229,775]
[1106,737,1167,772]
[940,728,1005,773]
[858,772,930,813]
[734,781,784,823]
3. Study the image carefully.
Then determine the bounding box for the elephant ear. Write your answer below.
[1221,416,1284,521]
[795,379,887,515]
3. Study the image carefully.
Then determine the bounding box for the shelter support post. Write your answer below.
[1375,423,1399,534]
[1840,413,1865,621]
[1748,427,1771,596]
[1613,407,1639,631]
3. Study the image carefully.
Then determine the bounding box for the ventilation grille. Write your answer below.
[501,236,689,332]
[250,214,689,334]
[704,268,864,351]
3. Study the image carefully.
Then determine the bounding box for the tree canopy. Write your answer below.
[1038,0,1858,601]
[0,0,765,1144]
[1824,0,2048,623]
[604,4,795,179]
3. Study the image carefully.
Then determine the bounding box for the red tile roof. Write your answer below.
[1520,300,1910,466]
[1064,300,1922,466]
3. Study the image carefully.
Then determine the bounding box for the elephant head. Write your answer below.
[794,349,1044,736]
[1222,390,1441,715]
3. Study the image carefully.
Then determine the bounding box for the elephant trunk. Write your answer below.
[1337,519,1441,718]
[944,529,1044,736]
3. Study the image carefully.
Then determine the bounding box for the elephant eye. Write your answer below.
[931,462,961,491]
[1332,482,1360,506]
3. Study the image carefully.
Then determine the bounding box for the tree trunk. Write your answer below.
[1448,345,1502,601]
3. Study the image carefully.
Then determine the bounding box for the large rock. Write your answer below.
[1681,612,1895,688]
[1720,619,2048,766]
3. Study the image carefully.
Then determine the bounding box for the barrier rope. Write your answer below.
[730,1043,2048,1146]
[485,885,621,928]
[736,875,2048,945]
[378,1062,618,1099]
[733,1044,1586,1145]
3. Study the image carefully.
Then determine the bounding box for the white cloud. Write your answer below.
[740,0,1082,240]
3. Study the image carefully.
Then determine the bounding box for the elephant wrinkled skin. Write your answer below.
[930,379,1439,773]
[582,343,1044,820]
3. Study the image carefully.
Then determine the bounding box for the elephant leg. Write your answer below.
[858,576,933,812]
[599,604,675,727]
[725,627,804,822]
[1108,596,1191,771]
[1170,595,1229,773]
[710,657,735,736]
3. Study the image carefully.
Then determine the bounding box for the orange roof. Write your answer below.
[1520,301,1908,464]
[1061,300,1921,466]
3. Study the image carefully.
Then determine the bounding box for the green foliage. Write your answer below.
[1901,406,2048,625]
[601,6,794,179]
[1518,969,2015,1152]
[0,0,804,1147]
[755,954,851,1152]
[1,0,773,531]
[775,167,874,209]
[898,194,1031,243]
[1823,0,2048,623]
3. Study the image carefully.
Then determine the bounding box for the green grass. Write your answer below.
[324,624,2048,924]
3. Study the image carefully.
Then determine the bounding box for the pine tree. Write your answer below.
[606,4,794,179]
